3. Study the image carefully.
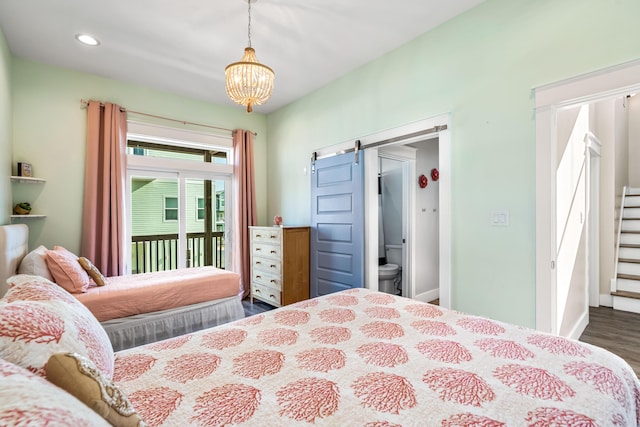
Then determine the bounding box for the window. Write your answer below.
[126,121,234,273]
[164,197,178,221]
[196,197,205,221]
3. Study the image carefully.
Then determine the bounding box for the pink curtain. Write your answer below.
[81,101,127,277]
[233,130,257,298]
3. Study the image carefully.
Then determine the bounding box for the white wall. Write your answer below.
[414,139,439,297]
[594,99,617,298]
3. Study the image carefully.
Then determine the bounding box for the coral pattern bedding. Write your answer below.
[115,288,640,426]
[75,266,241,322]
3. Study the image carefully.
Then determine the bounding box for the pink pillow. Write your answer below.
[1,275,115,379]
[45,246,90,293]
[0,358,111,427]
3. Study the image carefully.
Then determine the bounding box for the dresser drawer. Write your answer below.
[252,256,282,276]
[252,242,281,259]
[251,269,282,290]
[251,227,281,243]
[252,283,281,306]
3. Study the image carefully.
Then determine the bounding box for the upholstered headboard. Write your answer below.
[0,224,29,296]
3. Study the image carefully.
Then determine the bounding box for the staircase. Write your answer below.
[612,187,640,313]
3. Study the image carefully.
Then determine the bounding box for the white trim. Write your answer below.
[535,59,640,334]
[127,152,233,176]
[586,133,601,308]
[599,293,613,307]
[128,121,232,150]
[613,295,640,314]
[359,114,451,308]
[565,310,589,340]
[364,148,379,293]
[414,288,440,304]
[535,58,640,109]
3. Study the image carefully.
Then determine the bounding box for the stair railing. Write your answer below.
[611,186,628,293]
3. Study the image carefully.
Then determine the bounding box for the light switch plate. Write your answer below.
[491,210,509,226]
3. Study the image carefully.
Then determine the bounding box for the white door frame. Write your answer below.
[535,58,640,333]
[312,114,451,307]
[364,115,451,308]
[586,133,602,307]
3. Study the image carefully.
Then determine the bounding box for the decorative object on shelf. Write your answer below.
[14,202,32,215]
[17,162,32,177]
[431,168,440,182]
[225,0,275,113]
[273,215,283,226]
[419,174,428,189]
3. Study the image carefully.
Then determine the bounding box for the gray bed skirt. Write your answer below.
[102,295,245,352]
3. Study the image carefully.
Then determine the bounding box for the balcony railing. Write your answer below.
[131,232,225,274]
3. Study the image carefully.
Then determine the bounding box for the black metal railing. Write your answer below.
[131,232,225,274]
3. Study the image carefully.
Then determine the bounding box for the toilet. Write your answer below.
[378,245,402,295]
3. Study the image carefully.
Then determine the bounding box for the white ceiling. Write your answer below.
[0,0,484,113]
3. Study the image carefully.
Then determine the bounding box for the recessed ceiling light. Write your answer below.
[75,34,100,46]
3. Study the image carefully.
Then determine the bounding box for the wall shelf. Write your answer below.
[10,214,47,221]
[10,176,46,184]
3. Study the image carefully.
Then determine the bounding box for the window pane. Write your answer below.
[165,197,178,209]
[165,209,178,221]
[131,177,179,273]
[127,140,229,164]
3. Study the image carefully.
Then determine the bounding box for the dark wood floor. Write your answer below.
[242,299,640,377]
[242,298,275,317]
[579,306,640,377]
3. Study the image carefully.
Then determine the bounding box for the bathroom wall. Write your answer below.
[414,139,439,299]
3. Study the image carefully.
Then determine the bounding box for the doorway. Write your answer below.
[311,115,451,307]
[535,58,640,336]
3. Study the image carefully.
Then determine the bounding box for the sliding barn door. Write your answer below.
[310,152,364,297]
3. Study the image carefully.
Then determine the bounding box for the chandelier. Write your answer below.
[225,0,275,113]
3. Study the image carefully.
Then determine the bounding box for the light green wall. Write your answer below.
[266,0,640,327]
[11,58,267,253]
[0,28,11,225]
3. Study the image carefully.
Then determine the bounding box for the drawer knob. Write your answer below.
[270,250,276,254]
[256,261,261,265]
[256,248,262,251]
[256,275,261,279]
[270,279,276,284]
[255,289,261,293]
[270,294,276,299]
[270,264,276,268]
[256,234,262,238]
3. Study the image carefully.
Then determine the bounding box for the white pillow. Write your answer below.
[18,245,54,281]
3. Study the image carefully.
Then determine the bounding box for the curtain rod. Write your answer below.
[79,99,257,136]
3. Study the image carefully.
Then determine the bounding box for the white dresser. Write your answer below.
[249,226,310,307]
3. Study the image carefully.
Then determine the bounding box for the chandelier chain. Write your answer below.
[247,0,252,48]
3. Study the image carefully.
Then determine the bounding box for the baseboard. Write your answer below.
[414,288,439,304]
[566,310,589,340]
[599,293,613,307]
[613,295,640,314]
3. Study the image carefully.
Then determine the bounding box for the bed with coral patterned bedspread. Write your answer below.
[113,288,640,426]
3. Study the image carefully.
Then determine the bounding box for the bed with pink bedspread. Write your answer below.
[0,224,244,352]
[75,266,241,322]
[113,288,640,426]
[77,266,244,352]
